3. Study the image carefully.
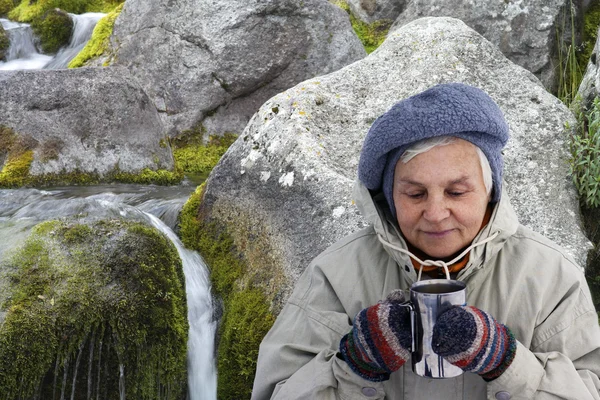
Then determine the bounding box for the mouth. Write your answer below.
[423,229,454,238]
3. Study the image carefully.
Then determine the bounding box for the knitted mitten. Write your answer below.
[339,290,412,382]
[432,305,517,381]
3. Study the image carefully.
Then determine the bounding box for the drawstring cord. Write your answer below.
[377,231,500,280]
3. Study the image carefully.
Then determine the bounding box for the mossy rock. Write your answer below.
[30,8,73,54]
[331,0,391,53]
[172,132,238,178]
[0,125,183,188]
[9,0,123,22]
[68,2,123,68]
[0,219,188,399]
[0,24,9,61]
[179,185,278,399]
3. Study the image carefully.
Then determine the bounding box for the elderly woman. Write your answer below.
[251,83,600,399]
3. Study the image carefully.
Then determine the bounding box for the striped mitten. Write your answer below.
[339,290,412,382]
[432,305,517,381]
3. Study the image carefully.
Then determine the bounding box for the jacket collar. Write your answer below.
[353,180,519,280]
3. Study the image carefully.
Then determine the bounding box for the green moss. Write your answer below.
[9,0,123,22]
[68,2,124,68]
[580,1,600,71]
[0,26,9,61]
[179,185,244,297]
[110,166,184,185]
[0,164,183,188]
[173,133,237,176]
[179,185,282,398]
[217,289,275,399]
[0,0,16,16]
[331,0,391,53]
[31,8,73,54]
[0,150,34,188]
[0,219,188,399]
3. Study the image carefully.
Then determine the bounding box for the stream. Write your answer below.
[0,182,217,400]
[1,12,105,70]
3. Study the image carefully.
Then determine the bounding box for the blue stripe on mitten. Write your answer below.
[432,305,517,381]
[339,290,412,382]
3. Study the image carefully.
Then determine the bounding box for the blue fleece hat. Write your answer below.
[358,83,509,217]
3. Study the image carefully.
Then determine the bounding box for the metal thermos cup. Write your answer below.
[405,279,467,379]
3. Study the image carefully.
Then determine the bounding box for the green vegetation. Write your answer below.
[0,0,15,18]
[173,132,237,177]
[331,0,391,53]
[560,3,600,315]
[570,97,600,208]
[0,27,8,61]
[0,126,37,187]
[179,186,277,399]
[31,9,73,54]
[580,1,600,72]
[556,1,583,105]
[68,2,124,68]
[9,0,123,22]
[556,1,600,105]
[0,219,188,399]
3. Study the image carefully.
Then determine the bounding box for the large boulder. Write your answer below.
[390,0,580,93]
[0,67,174,181]
[0,217,188,399]
[104,0,366,136]
[198,17,591,307]
[347,0,405,24]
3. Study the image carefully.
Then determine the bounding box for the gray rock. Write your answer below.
[106,0,366,136]
[201,17,591,305]
[390,0,580,93]
[0,67,173,177]
[577,26,600,107]
[347,0,405,24]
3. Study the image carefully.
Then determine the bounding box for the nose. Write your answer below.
[422,195,450,223]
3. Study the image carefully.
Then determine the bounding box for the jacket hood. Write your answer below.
[352,179,520,279]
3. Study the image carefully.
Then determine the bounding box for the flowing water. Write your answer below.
[0,12,104,70]
[44,12,105,69]
[0,19,51,70]
[0,183,217,400]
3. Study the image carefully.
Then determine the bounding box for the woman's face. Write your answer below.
[393,139,490,259]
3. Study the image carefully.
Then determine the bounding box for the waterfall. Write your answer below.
[0,185,217,400]
[0,18,51,70]
[146,213,218,400]
[44,12,105,69]
[0,12,104,71]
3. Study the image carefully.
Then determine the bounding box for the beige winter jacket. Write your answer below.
[252,181,600,400]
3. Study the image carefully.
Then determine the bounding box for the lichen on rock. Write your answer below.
[0,218,188,399]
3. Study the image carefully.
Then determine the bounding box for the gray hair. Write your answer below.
[400,136,493,198]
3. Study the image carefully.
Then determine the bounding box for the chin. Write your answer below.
[421,244,461,260]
